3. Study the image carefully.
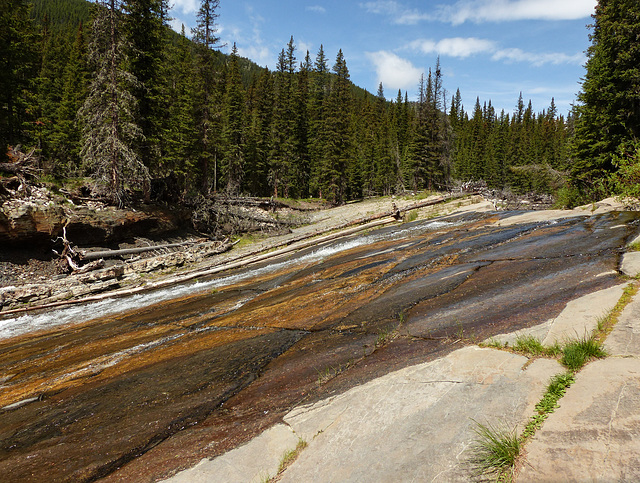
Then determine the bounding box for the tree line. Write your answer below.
[1,0,637,206]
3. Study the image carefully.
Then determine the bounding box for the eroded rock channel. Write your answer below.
[1,209,638,482]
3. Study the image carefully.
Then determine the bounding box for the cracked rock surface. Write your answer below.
[519,294,640,482]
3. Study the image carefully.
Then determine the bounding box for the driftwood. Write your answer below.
[0,146,39,177]
[81,240,205,260]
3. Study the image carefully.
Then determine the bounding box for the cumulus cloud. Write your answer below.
[407,36,585,66]
[366,51,423,91]
[170,0,199,15]
[492,48,586,66]
[437,0,596,24]
[360,1,430,25]
[409,37,496,58]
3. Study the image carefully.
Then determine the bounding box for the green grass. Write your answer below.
[522,372,575,440]
[560,335,607,371]
[628,241,640,252]
[509,334,562,357]
[469,420,521,481]
[266,438,308,482]
[404,210,419,223]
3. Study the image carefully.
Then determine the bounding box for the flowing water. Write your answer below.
[0,210,638,482]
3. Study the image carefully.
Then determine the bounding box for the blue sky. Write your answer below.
[168,0,597,116]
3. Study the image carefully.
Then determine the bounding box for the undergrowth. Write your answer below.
[469,420,521,481]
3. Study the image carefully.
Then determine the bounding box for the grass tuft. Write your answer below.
[469,420,521,480]
[512,335,562,357]
[522,372,575,440]
[560,335,607,371]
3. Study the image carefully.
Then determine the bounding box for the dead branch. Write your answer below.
[81,241,202,260]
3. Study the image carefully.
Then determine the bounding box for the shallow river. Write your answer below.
[1,210,638,482]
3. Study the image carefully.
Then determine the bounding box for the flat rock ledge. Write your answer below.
[165,283,639,483]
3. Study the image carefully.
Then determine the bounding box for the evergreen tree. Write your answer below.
[78,0,148,207]
[221,43,245,194]
[572,0,640,189]
[321,49,352,203]
[52,22,89,171]
[122,0,167,173]
[0,0,38,159]
[191,0,222,193]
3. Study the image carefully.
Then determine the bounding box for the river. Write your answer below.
[1,209,638,482]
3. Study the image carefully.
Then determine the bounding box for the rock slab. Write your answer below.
[520,292,640,482]
[280,347,560,482]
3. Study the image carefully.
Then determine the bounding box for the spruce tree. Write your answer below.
[0,0,38,159]
[321,49,352,203]
[122,0,166,173]
[191,0,222,193]
[78,0,148,207]
[572,0,640,190]
[221,43,245,194]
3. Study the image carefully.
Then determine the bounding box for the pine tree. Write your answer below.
[52,22,89,171]
[0,0,38,159]
[572,0,640,190]
[308,44,330,197]
[221,43,245,194]
[321,49,352,203]
[191,0,222,193]
[122,0,167,173]
[78,0,148,207]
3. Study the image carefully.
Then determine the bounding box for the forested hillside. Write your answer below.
[0,0,637,207]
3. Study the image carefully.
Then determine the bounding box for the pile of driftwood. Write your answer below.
[53,226,229,275]
[0,146,40,199]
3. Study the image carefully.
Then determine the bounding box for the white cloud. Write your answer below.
[409,37,496,58]
[237,45,274,67]
[407,37,585,66]
[438,0,596,25]
[171,0,199,16]
[306,5,327,14]
[169,17,190,35]
[492,48,586,66]
[360,1,430,25]
[366,51,423,91]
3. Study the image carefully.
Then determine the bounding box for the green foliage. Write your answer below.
[609,141,640,200]
[78,0,149,206]
[561,335,607,371]
[522,372,574,440]
[512,335,561,357]
[469,420,521,480]
[452,94,569,194]
[571,0,640,194]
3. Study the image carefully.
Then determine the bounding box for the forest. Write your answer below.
[1,0,638,208]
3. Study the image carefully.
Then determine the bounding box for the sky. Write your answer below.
[167,0,597,116]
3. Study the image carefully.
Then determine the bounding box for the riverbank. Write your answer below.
[0,193,478,314]
[165,236,640,482]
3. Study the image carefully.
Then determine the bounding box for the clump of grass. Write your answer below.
[277,438,308,474]
[595,283,638,341]
[266,438,308,482]
[375,323,399,348]
[560,335,607,371]
[628,241,640,252]
[522,372,575,440]
[404,210,419,223]
[469,420,521,480]
[481,338,506,349]
[512,335,562,357]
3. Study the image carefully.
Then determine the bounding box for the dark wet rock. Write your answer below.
[0,208,639,482]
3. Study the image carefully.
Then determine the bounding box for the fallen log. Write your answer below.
[81,241,202,260]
